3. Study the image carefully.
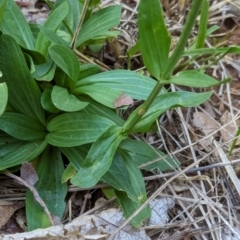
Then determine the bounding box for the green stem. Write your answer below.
[123,82,164,132]
[124,0,204,133]
[162,0,203,79]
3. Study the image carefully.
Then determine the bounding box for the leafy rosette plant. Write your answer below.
[0,0,235,230]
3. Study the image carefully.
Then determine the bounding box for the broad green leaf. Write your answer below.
[119,139,179,172]
[71,125,126,188]
[82,101,125,126]
[0,35,46,125]
[49,44,80,83]
[101,152,137,201]
[77,85,122,108]
[115,190,150,228]
[138,0,170,80]
[60,145,89,169]
[46,113,115,147]
[79,64,101,79]
[0,0,35,49]
[0,113,46,141]
[55,0,82,32]
[76,5,121,47]
[51,86,88,112]
[116,151,150,227]
[40,28,69,47]
[0,82,7,115]
[0,0,7,24]
[75,70,166,106]
[33,58,56,81]
[26,147,67,230]
[41,89,59,113]
[61,163,77,183]
[169,71,225,87]
[36,2,69,57]
[125,91,212,133]
[0,131,17,146]
[0,139,47,170]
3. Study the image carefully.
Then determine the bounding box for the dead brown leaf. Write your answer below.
[114,93,134,108]
[0,200,24,228]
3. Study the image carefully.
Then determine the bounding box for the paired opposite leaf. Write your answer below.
[125,91,212,133]
[71,125,126,188]
[46,113,115,147]
[0,82,7,115]
[51,86,88,112]
[169,70,225,87]
[138,0,170,79]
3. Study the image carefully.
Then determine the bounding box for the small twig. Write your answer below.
[4,172,54,226]
[79,192,91,215]
[70,0,91,49]
[73,49,111,71]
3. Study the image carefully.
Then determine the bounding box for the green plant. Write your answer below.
[0,0,237,230]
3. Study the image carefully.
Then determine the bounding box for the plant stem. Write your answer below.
[162,0,204,79]
[124,0,204,133]
[70,0,91,49]
[123,81,164,132]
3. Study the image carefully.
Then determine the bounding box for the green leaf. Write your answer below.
[138,0,170,79]
[33,58,56,81]
[71,125,126,188]
[0,131,17,146]
[0,35,46,125]
[40,27,69,47]
[195,0,209,49]
[0,139,47,170]
[79,64,101,79]
[46,113,115,147]
[115,151,150,227]
[0,82,7,115]
[26,147,67,230]
[82,101,125,126]
[77,85,122,108]
[51,86,88,112]
[0,113,46,141]
[169,70,224,87]
[49,44,80,83]
[76,5,121,47]
[41,89,59,113]
[61,163,77,183]
[0,0,7,24]
[60,144,89,168]
[75,70,166,108]
[126,91,212,133]
[55,0,82,32]
[36,2,69,57]
[101,151,138,201]
[119,139,179,172]
[0,0,35,49]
